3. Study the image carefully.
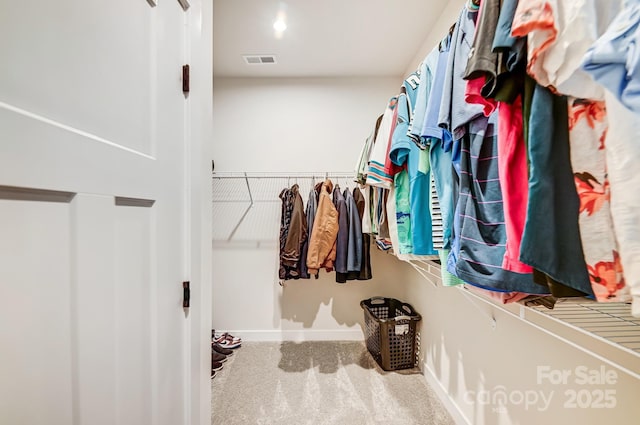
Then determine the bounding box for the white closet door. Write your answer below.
[0,1,202,424]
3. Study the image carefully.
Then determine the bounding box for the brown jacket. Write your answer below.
[306,179,339,275]
[282,184,307,271]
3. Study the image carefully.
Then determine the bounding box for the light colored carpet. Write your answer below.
[211,341,454,425]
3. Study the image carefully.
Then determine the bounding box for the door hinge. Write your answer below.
[182,64,190,94]
[183,281,190,308]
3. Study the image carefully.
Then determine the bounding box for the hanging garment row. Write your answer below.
[278,179,372,284]
[354,0,640,316]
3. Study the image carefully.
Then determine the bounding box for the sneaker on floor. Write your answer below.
[211,361,223,372]
[213,333,242,349]
[213,331,242,343]
[216,338,241,349]
[212,351,227,363]
[212,342,233,356]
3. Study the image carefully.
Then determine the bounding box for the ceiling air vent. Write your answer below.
[242,55,277,65]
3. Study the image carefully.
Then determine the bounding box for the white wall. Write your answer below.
[212,76,412,339]
[212,246,416,340]
[212,77,400,172]
[405,266,640,425]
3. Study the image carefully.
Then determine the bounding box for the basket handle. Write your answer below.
[401,303,417,316]
[394,315,413,322]
[360,297,386,310]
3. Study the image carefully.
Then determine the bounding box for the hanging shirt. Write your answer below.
[420,33,465,286]
[511,0,623,100]
[393,169,412,254]
[389,78,438,256]
[345,188,363,274]
[300,185,319,279]
[438,6,483,281]
[463,0,506,99]
[464,75,497,117]
[374,187,392,250]
[278,187,294,281]
[518,84,593,296]
[455,112,545,294]
[438,6,484,142]
[355,115,383,185]
[597,92,639,316]
[437,5,482,279]
[410,48,437,144]
[354,187,373,280]
[412,50,445,251]
[424,33,456,248]
[430,169,444,251]
[281,184,308,279]
[333,185,349,283]
[568,97,626,301]
[581,1,640,114]
[360,184,372,234]
[422,33,453,152]
[492,0,527,73]
[385,184,403,257]
[366,97,399,188]
[496,97,532,274]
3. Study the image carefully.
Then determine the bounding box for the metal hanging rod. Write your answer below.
[212,171,355,179]
[212,171,357,242]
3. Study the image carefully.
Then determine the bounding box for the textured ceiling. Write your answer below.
[213,0,451,78]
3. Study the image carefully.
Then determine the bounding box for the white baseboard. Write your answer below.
[421,361,471,425]
[223,329,364,342]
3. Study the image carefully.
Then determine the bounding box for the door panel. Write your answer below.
[0,0,196,424]
[71,194,118,425]
[115,204,152,425]
[0,0,154,154]
[0,200,73,425]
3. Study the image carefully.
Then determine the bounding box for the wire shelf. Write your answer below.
[527,300,640,355]
[212,172,356,242]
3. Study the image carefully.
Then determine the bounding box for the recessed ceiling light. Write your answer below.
[273,20,287,32]
[273,5,287,39]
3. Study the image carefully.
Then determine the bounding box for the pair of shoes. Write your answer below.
[212,351,227,363]
[212,329,241,341]
[213,331,242,349]
[216,337,241,349]
[213,343,233,356]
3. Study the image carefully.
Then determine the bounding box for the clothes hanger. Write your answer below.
[440,24,453,50]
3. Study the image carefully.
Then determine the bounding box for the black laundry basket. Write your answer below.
[360,297,421,371]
